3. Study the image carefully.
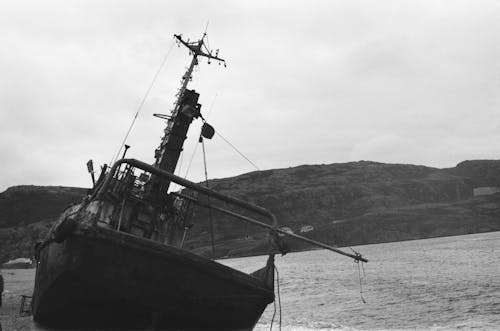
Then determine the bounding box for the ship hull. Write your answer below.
[33,225,274,330]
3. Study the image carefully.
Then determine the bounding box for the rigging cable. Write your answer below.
[201,137,216,256]
[109,40,176,166]
[183,140,200,179]
[168,150,184,192]
[183,93,218,179]
[215,130,260,171]
[177,151,184,176]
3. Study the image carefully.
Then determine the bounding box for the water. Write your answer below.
[222,231,500,330]
[2,232,498,330]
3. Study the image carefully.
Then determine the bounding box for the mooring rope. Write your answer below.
[269,265,283,331]
[276,265,282,331]
[270,284,277,330]
[109,39,176,166]
[351,247,367,304]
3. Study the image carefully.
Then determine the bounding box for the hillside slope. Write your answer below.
[183,160,500,257]
[1,160,499,262]
[0,185,87,228]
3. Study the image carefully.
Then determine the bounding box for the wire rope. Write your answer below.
[215,130,260,171]
[201,138,216,256]
[183,93,218,179]
[109,40,176,166]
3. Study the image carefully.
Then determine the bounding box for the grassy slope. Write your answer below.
[1,160,499,262]
[0,186,87,263]
[185,160,500,257]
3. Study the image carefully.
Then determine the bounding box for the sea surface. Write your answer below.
[2,232,499,330]
[222,231,500,330]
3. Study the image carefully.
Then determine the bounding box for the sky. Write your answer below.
[1,0,499,191]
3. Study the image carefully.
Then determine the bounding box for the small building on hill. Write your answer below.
[2,258,34,269]
[300,225,314,233]
[473,187,500,196]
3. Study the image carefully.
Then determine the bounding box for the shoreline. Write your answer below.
[0,269,36,331]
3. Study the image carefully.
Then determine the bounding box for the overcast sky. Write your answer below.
[1,0,499,192]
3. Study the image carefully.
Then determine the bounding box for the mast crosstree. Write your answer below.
[173,33,226,107]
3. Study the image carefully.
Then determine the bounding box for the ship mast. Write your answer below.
[147,33,225,205]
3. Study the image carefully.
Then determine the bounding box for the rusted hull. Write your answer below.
[33,226,274,330]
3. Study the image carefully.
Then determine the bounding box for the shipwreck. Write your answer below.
[32,32,367,330]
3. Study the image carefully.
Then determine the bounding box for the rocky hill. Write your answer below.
[0,185,88,228]
[1,160,499,262]
[0,186,88,263]
[183,160,500,257]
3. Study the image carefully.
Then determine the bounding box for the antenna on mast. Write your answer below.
[203,20,210,36]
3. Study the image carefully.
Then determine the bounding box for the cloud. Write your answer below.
[1,0,499,191]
